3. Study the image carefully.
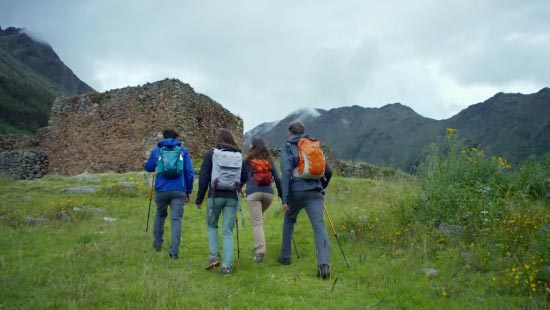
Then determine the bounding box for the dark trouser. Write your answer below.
[280,190,330,265]
[153,190,185,256]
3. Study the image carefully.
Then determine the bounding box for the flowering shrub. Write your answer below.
[413,128,550,295]
[339,129,550,297]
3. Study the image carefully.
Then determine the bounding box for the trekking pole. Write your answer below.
[323,204,350,268]
[235,213,240,259]
[292,237,300,258]
[145,173,156,232]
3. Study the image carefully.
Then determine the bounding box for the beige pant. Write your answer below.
[246,192,274,255]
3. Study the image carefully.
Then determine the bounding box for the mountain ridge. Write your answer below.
[0,26,95,134]
[245,88,550,172]
[0,27,94,95]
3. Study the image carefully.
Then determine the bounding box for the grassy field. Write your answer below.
[1,133,549,309]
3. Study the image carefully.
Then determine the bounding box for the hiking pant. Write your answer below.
[153,190,186,256]
[206,197,238,268]
[246,192,274,256]
[280,190,330,265]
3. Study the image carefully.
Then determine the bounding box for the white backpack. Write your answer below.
[211,148,242,191]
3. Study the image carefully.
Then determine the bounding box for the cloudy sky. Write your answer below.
[2,0,549,131]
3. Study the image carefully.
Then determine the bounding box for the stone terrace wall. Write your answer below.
[38,78,243,175]
[0,150,48,180]
[0,135,47,180]
[0,135,39,151]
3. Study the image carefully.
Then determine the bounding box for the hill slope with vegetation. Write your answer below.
[0,26,94,134]
[1,132,549,308]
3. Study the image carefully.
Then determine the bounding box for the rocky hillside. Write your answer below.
[445,88,550,163]
[245,88,550,172]
[0,26,94,134]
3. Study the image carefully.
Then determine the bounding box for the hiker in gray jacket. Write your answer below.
[277,121,333,279]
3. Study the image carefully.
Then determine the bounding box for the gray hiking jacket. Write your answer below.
[280,133,330,205]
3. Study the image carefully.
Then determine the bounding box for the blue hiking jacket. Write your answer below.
[144,138,194,194]
[280,133,332,205]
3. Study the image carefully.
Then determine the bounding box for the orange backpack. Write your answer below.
[293,137,325,179]
[250,159,273,186]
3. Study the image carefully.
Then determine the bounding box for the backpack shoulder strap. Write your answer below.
[286,141,299,167]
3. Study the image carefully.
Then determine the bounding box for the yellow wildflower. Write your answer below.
[446,128,458,138]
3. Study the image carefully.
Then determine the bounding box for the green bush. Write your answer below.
[408,128,550,295]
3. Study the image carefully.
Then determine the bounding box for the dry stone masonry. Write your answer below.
[38,78,243,175]
[0,135,47,180]
[0,150,48,180]
[0,135,39,151]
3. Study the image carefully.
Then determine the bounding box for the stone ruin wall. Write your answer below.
[0,135,48,179]
[0,135,39,151]
[38,78,243,175]
[1,78,393,180]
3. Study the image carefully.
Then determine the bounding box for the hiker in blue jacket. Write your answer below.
[277,121,333,279]
[144,129,194,259]
[196,129,248,276]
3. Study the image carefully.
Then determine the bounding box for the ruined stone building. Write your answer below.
[36,78,243,176]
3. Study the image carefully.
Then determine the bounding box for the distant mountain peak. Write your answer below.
[380,102,420,117]
[0,25,94,96]
[0,25,96,134]
[0,26,23,35]
[380,102,409,110]
[289,107,324,118]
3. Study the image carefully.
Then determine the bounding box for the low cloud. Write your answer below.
[2,0,549,131]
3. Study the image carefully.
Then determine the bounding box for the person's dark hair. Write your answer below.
[246,138,273,162]
[163,129,179,139]
[215,129,238,148]
[288,121,305,135]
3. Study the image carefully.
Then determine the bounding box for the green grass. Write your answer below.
[1,159,549,309]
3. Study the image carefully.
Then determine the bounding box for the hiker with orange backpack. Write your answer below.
[244,138,283,263]
[277,121,333,279]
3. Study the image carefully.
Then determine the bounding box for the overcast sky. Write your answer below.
[2,0,549,131]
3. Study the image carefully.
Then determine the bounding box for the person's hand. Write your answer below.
[282,203,289,212]
[185,194,190,202]
[196,203,202,210]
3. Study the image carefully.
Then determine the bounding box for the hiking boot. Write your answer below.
[220,266,233,276]
[153,245,161,252]
[317,264,330,279]
[169,252,178,259]
[205,256,221,270]
[277,256,291,265]
[253,254,265,263]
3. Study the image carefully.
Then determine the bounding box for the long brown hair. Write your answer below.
[246,138,273,162]
[215,129,238,148]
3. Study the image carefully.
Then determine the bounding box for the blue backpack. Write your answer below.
[157,146,184,179]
